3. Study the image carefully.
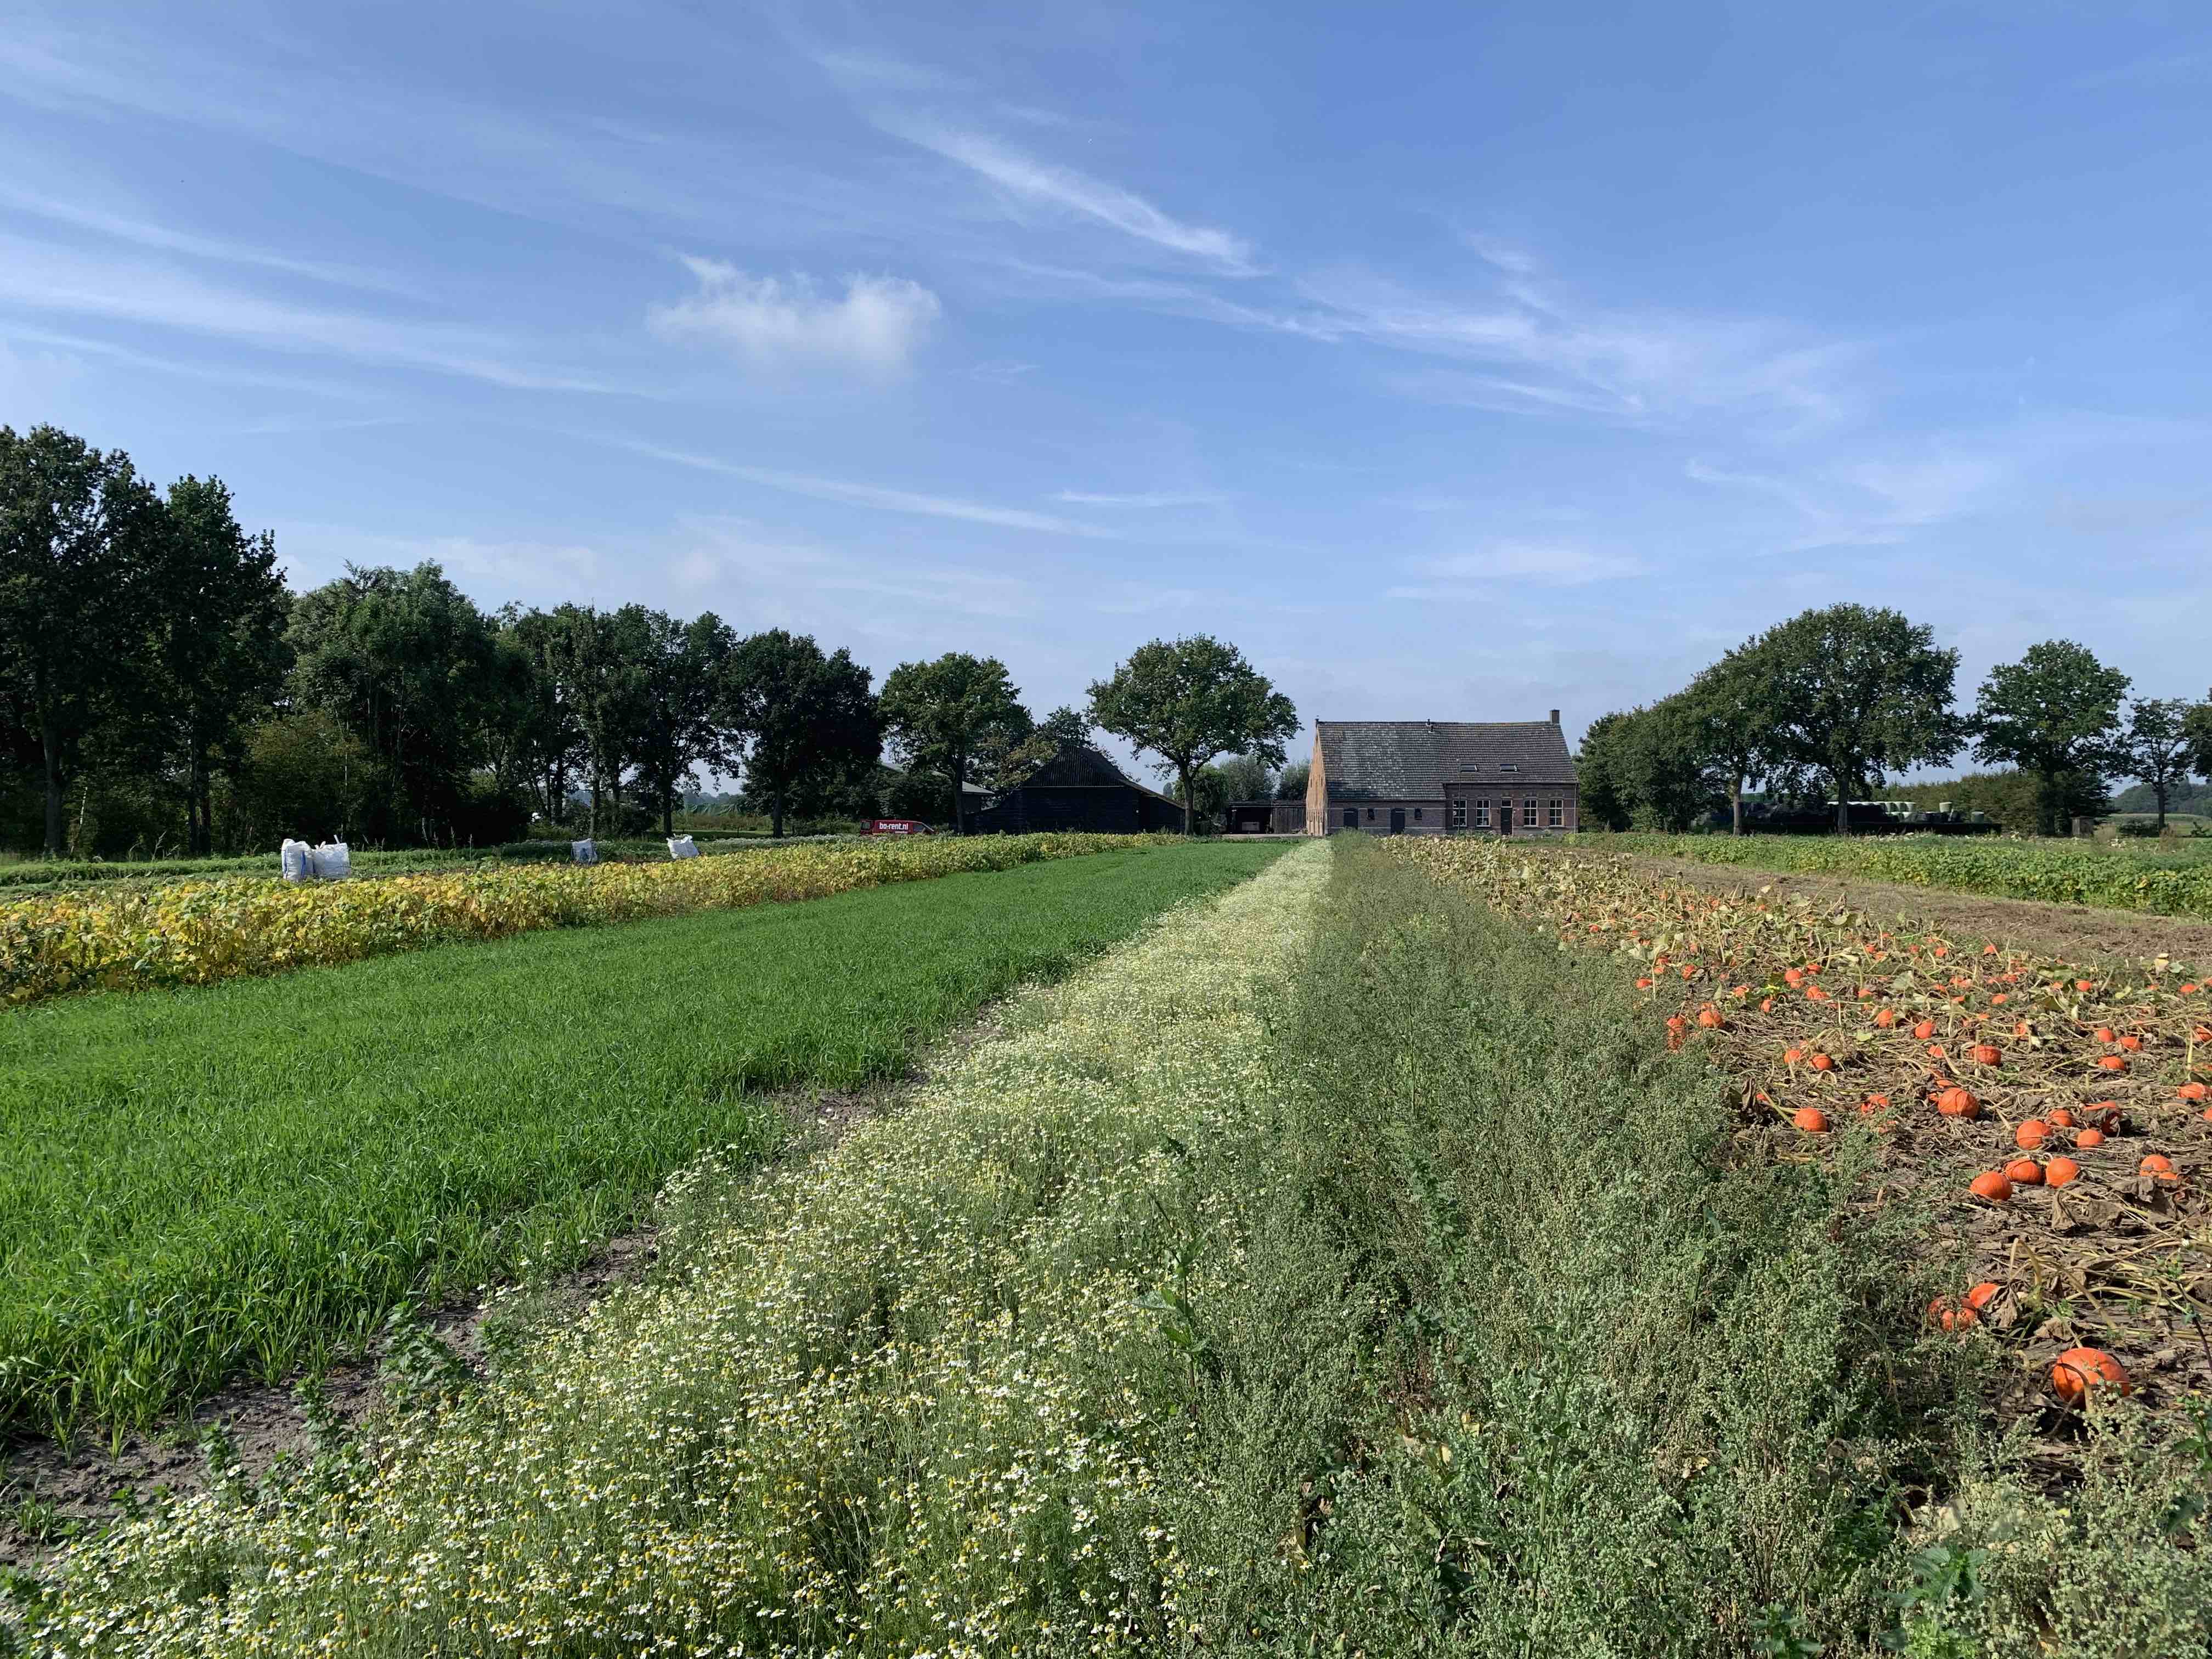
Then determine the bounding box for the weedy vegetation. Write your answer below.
[1598,829,2212,917]
[0,840,1280,1438]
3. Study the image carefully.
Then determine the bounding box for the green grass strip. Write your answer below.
[0,842,1283,1438]
[1590,830,2212,917]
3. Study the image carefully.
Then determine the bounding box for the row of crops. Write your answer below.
[12,836,2211,1653]
[1596,830,2212,916]
[0,834,809,894]
[0,832,1161,1005]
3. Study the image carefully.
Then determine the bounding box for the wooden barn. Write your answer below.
[967,743,1187,834]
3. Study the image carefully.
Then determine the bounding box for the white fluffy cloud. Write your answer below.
[647,259,942,374]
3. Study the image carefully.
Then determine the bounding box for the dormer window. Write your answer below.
[1458,763,1480,772]
[1499,763,1519,773]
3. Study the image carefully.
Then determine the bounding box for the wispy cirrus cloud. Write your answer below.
[1386,541,1647,599]
[890,123,1257,275]
[0,236,633,392]
[1051,488,1227,507]
[1686,452,2003,551]
[646,258,941,375]
[620,441,1120,538]
[0,182,419,296]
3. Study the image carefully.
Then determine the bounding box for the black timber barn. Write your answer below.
[968,743,1187,834]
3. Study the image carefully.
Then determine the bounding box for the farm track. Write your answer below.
[1626,848,2212,964]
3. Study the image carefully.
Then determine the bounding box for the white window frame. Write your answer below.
[1521,799,1538,827]
[1451,798,1468,829]
[1547,798,1562,828]
[1474,798,1491,828]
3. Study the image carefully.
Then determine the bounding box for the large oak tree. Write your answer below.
[1972,640,2130,835]
[879,653,1028,835]
[1086,635,1296,835]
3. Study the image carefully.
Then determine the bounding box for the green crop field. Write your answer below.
[1589,829,2212,916]
[0,840,1284,1437]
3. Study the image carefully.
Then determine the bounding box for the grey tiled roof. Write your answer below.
[1318,720,1577,800]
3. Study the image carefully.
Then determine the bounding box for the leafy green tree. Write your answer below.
[124,476,290,854]
[1683,642,1788,836]
[286,562,504,843]
[2117,697,2198,830]
[543,603,651,836]
[631,610,735,837]
[1971,640,2130,836]
[0,425,162,855]
[1211,753,1276,802]
[1760,604,1963,834]
[1573,710,1637,831]
[488,607,585,827]
[1086,636,1297,836]
[2187,693,2212,789]
[1274,759,1310,802]
[720,629,882,838]
[879,653,1029,836]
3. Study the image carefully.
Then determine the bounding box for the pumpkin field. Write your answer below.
[8,834,2211,1657]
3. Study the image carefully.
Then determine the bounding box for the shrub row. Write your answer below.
[0,832,1160,1005]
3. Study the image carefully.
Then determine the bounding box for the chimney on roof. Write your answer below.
[1549,708,1560,725]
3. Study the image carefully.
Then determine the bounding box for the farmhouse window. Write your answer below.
[1452,799,1467,828]
[1474,799,1490,827]
[1547,799,1562,827]
[1413,807,1423,822]
[1521,799,1538,827]
[1366,807,1375,822]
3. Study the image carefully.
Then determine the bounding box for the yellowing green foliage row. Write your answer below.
[1598,831,2212,918]
[0,833,1160,1006]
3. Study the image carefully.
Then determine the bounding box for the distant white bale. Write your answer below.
[572,838,599,864]
[279,839,314,883]
[309,842,352,881]
[667,834,699,860]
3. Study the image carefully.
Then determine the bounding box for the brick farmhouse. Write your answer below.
[1304,714,1579,836]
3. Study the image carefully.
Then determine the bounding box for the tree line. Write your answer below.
[2,424,1299,859]
[1578,602,2212,836]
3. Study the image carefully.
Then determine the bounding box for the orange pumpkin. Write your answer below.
[1792,1106,1830,1133]
[2045,1156,2082,1187]
[2119,1034,2142,1052]
[1874,1008,1897,1028]
[1782,1046,1803,1065]
[2178,1082,2208,1103]
[1808,1052,1835,1071]
[1935,1087,1980,1118]
[2075,1127,2107,1149]
[1969,1043,2002,1066]
[2051,1347,2129,1403]
[2005,1158,2045,1187]
[1965,1281,2001,1312]
[1969,1171,2013,1204]
[2097,1054,2128,1073]
[1697,1006,1724,1029]
[2015,1119,2050,1149]
[2140,1154,2179,1186]
[2048,1108,2077,1128]
[1913,1019,1938,1041]
[2094,1025,2117,1044]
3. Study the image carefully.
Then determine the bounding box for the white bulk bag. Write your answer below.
[572,838,599,865]
[308,842,352,881]
[279,839,314,883]
[666,834,699,860]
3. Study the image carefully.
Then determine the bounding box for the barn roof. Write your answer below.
[1008,742,1184,806]
[1318,720,1577,799]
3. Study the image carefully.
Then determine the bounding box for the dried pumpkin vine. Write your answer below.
[1388,836,2212,1432]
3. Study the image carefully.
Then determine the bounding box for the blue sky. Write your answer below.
[3,1,2208,776]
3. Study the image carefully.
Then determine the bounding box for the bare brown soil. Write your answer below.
[1624,851,2212,968]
